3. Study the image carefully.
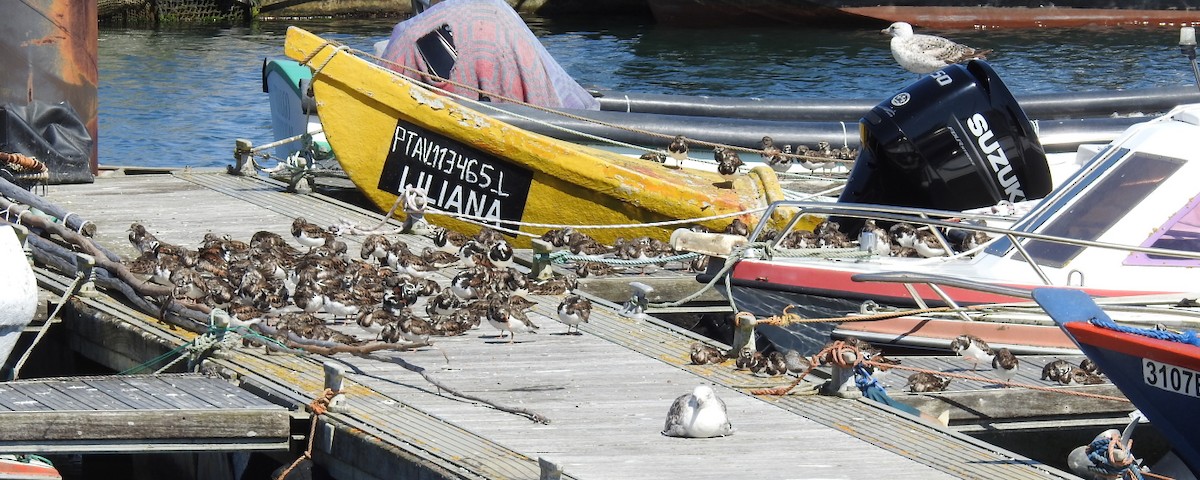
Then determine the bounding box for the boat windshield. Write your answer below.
[1127,194,1200,266]
[994,150,1185,268]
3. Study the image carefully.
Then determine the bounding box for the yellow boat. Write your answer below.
[283,27,799,246]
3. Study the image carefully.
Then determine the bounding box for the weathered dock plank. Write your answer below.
[28,170,1082,479]
[0,374,290,453]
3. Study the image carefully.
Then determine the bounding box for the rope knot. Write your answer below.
[309,388,340,416]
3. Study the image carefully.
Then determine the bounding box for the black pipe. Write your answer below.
[592,85,1200,122]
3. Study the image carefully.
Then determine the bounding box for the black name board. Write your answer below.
[379,119,534,226]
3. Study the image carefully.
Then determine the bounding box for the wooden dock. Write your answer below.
[0,373,292,454]
[16,169,1089,479]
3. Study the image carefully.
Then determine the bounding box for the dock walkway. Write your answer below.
[29,170,1079,479]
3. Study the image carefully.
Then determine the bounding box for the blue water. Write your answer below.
[98,17,1197,168]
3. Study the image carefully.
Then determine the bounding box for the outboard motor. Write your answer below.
[837,61,1050,230]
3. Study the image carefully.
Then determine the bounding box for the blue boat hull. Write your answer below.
[1034,288,1200,477]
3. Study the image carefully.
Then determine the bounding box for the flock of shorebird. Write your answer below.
[125,218,597,345]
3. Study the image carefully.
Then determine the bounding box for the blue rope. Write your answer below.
[1085,436,1144,480]
[1089,315,1200,348]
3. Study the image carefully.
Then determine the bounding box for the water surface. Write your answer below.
[98,18,1197,168]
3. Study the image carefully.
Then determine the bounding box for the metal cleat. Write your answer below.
[401,186,431,234]
[231,138,257,177]
[823,350,863,398]
[323,361,348,411]
[529,239,555,280]
[619,282,654,319]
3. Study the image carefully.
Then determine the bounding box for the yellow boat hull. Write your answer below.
[284,27,804,246]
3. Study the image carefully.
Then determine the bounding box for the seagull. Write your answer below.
[555,294,591,335]
[991,347,1019,385]
[666,135,689,168]
[689,342,725,365]
[661,385,735,438]
[882,21,992,75]
[949,334,994,371]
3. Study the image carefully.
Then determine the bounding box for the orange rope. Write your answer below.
[276,388,340,480]
[861,360,1130,403]
[751,341,858,396]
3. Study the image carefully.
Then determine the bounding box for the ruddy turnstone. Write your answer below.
[1079,358,1102,376]
[661,385,734,438]
[640,151,667,163]
[1041,359,1074,384]
[419,246,459,266]
[291,279,325,313]
[991,347,1019,385]
[360,234,392,265]
[883,21,991,75]
[487,239,515,270]
[858,219,892,256]
[762,351,788,376]
[760,135,788,173]
[666,134,689,168]
[426,288,465,317]
[555,294,591,335]
[127,222,162,255]
[913,229,949,258]
[1068,367,1106,385]
[450,267,489,300]
[432,226,470,254]
[291,217,331,252]
[814,220,850,248]
[689,342,725,365]
[905,372,951,392]
[714,146,744,183]
[888,222,918,248]
[486,298,539,342]
[949,334,994,371]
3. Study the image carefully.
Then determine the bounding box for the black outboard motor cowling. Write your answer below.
[837,61,1050,229]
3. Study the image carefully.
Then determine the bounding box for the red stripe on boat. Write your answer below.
[1066,322,1200,371]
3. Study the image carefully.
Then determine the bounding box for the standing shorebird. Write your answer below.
[666,135,689,168]
[555,294,591,335]
[714,146,744,184]
[991,347,1019,386]
[949,334,994,371]
[661,385,735,438]
[760,135,788,173]
[883,21,991,75]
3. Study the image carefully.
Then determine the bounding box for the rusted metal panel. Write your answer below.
[0,0,98,175]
